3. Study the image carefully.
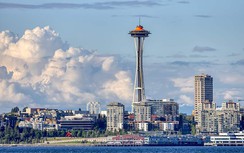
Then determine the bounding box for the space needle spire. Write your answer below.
[129,21,151,111]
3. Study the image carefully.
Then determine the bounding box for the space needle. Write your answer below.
[129,22,151,111]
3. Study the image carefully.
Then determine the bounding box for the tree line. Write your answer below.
[0,126,126,144]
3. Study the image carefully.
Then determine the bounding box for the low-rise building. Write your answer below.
[59,114,95,130]
[147,99,179,121]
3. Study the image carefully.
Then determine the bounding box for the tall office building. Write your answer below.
[106,102,124,131]
[194,74,213,123]
[87,101,101,114]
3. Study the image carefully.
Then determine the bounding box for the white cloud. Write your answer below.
[222,89,241,100]
[100,71,133,102]
[219,74,244,84]
[171,77,194,93]
[0,80,31,105]
[178,95,194,106]
[102,56,115,72]
[4,26,68,61]
[0,26,133,112]
[0,30,18,52]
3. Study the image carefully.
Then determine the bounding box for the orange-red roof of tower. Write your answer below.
[134,25,144,31]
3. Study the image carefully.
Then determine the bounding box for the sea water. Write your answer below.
[0,146,244,153]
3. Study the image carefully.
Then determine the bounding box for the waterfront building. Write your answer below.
[87,101,101,114]
[194,74,213,124]
[210,132,244,146]
[107,134,144,146]
[106,102,124,131]
[144,135,204,146]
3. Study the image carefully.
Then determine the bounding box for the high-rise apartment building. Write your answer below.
[218,101,240,133]
[199,102,218,133]
[106,102,124,131]
[87,101,101,114]
[194,74,213,123]
[199,101,240,133]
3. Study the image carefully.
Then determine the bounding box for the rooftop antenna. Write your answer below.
[139,16,141,25]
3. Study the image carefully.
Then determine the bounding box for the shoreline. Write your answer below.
[0,143,95,147]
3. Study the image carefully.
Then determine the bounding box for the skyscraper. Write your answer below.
[194,74,213,123]
[129,23,150,111]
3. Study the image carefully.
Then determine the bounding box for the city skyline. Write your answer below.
[0,0,244,114]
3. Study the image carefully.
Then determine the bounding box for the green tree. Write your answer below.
[191,124,196,135]
[77,130,82,137]
[11,107,19,113]
[22,107,28,112]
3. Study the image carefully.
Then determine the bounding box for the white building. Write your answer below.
[87,101,101,114]
[138,122,149,131]
[199,101,241,133]
[100,111,107,117]
[106,102,124,132]
[133,102,152,122]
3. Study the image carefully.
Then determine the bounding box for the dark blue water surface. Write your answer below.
[0,146,244,153]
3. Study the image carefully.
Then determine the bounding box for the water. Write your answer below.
[0,146,244,153]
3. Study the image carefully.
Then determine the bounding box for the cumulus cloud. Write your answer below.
[193,46,216,52]
[178,95,194,106]
[222,89,241,100]
[100,71,132,101]
[0,30,18,52]
[0,80,31,105]
[171,77,194,93]
[0,26,68,82]
[4,26,68,61]
[0,26,133,112]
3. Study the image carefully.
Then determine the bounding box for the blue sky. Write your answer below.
[0,0,244,114]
